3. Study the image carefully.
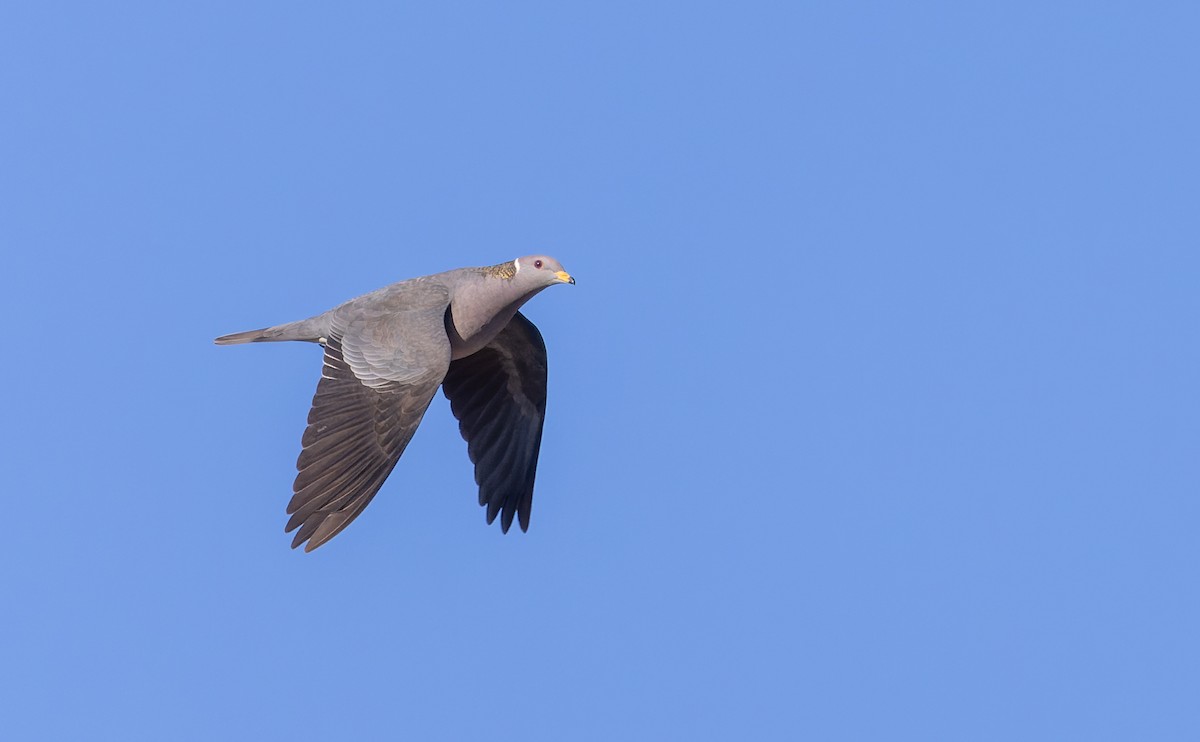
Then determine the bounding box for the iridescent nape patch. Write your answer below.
[478,260,517,280]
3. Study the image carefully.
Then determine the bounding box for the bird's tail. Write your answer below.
[214,317,325,345]
[214,327,275,345]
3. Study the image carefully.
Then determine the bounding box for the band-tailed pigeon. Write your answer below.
[215,256,575,551]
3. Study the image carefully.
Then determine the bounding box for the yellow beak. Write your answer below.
[555,270,576,285]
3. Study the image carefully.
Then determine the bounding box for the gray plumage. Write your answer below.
[215,256,575,551]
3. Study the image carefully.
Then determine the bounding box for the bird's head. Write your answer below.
[515,255,575,287]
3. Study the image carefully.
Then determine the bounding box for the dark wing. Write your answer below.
[441,311,549,533]
[286,304,451,551]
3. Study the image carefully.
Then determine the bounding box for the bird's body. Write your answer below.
[215,256,574,551]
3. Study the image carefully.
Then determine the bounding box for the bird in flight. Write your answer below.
[215,256,575,551]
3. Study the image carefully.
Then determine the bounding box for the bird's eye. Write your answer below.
[534,260,543,269]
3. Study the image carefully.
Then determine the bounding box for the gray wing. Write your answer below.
[286,297,451,552]
[441,311,548,533]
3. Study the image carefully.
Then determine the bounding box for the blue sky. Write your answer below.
[2,2,1197,739]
